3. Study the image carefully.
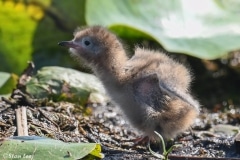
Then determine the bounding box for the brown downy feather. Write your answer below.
[59,26,199,141]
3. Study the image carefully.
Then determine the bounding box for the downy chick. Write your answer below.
[58,26,199,140]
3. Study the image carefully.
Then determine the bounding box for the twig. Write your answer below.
[15,106,28,136]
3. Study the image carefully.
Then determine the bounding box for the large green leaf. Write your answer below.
[26,66,108,105]
[0,136,104,159]
[86,0,240,59]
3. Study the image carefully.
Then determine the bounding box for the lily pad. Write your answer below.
[26,66,108,105]
[86,0,240,59]
[211,124,239,136]
[0,136,104,159]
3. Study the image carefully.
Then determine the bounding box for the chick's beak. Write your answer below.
[58,41,79,49]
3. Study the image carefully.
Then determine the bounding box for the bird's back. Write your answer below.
[115,47,199,139]
[124,47,191,92]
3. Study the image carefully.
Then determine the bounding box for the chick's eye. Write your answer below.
[82,37,92,47]
[84,40,91,46]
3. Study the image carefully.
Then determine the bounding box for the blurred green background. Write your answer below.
[1,0,240,108]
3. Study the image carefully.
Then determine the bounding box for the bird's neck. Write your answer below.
[94,50,128,85]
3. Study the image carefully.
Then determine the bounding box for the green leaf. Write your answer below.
[86,0,240,59]
[0,0,86,75]
[0,1,44,74]
[0,136,104,160]
[0,72,18,95]
[26,66,108,105]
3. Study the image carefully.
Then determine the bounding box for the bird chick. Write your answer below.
[58,26,199,141]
